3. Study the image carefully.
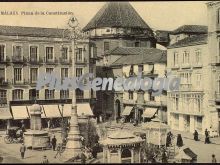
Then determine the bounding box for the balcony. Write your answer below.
[12,79,29,86]
[180,84,192,91]
[27,57,39,64]
[0,56,10,63]
[144,100,167,107]
[12,56,27,63]
[59,57,72,65]
[42,57,58,64]
[170,109,204,116]
[0,79,10,86]
[75,58,87,65]
[181,63,191,69]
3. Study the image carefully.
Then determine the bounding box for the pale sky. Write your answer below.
[0,1,208,31]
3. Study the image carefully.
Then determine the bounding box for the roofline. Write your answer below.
[167,41,207,49]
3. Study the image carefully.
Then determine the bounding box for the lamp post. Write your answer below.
[61,103,64,142]
[61,16,83,162]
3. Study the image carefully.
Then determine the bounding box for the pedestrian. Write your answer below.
[92,143,98,159]
[162,150,168,163]
[205,128,211,144]
[212,154,217,163]
[41,155,49,164]
[20,143,26,159]
[54,143,62,158]
[51,135,57,151]
[176,134,183,147]
[166,132,171,147]
[193,130,199,141]
[81,150,87,164]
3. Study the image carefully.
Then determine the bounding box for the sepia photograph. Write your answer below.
[0,1,219,164]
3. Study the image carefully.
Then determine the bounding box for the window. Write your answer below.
[60,90,69,99]
[46,47,53,61]
[195,50,201,65]
[46,68,54,74]
[135,42,140,47]
[14,68,22,82]
[76,68,83,77]
[45,89,54,99]
[183,51,190,64]
[0,90,7,104]
[76,89,84,99]
[218,8,220,24]
[29,89,39,100]
[104,42,110,52]
[196,74,202,88]
[76,48,83,62]
[106,28,110,32]
[0,68,5,83]
[30,68,38,83]
[12,89,23,100]
[128,91,133,100]
[138,65,143,73]
[196,116,202,131]
[149,92,155,101]
[174,52,179,67]
[0,45,5,61]
[61,68,68,80]
[62,47,68,60]
[30,46,38,61]
[13,45,22,58]
[181,72,192,84]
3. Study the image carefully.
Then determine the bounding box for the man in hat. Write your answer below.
[51,135,57,151]
[41,155,49,164]
[20,143,26,159]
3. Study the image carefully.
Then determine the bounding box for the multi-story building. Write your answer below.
[82,2,158,120]
[206,1,220,135]
[99,47,167,123]
[0,25,97,130]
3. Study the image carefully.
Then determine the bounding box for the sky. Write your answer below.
[0,1,208,31]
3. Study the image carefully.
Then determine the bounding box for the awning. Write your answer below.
[77,103,93,116]
[11,106,29,120]
[122,106,133,116]
[27,105,46,118]
[58,104,72,117]
[143,107,157,118]
[0,109,12,119]
[42,105,61,118]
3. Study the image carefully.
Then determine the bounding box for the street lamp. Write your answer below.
[61,16,83,162]
[61,103,64,142]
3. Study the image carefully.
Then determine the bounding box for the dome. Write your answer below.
[83,2,153,35]
[100,129,144,146]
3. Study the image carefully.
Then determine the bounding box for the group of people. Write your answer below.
[193,129,212,144]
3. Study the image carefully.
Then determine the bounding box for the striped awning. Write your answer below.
[11,106,29,119]
[143,107,157,118]
[58,104,72,117]
[122,106,133,116]
[42,105,61,118]
[77,103,93,116]
[26,105,46,118]
[0,109,12,119]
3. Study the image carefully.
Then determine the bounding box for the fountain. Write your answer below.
[24,103,50,149]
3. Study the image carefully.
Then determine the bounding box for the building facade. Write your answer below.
[0,25,96,130]
[82,2,159,120]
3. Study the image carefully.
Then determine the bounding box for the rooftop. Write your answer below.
[109,47,166,66]
[168,34,207,48]
[0,25,67,38]
[82,2,153,34]
[171,25,208,35]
